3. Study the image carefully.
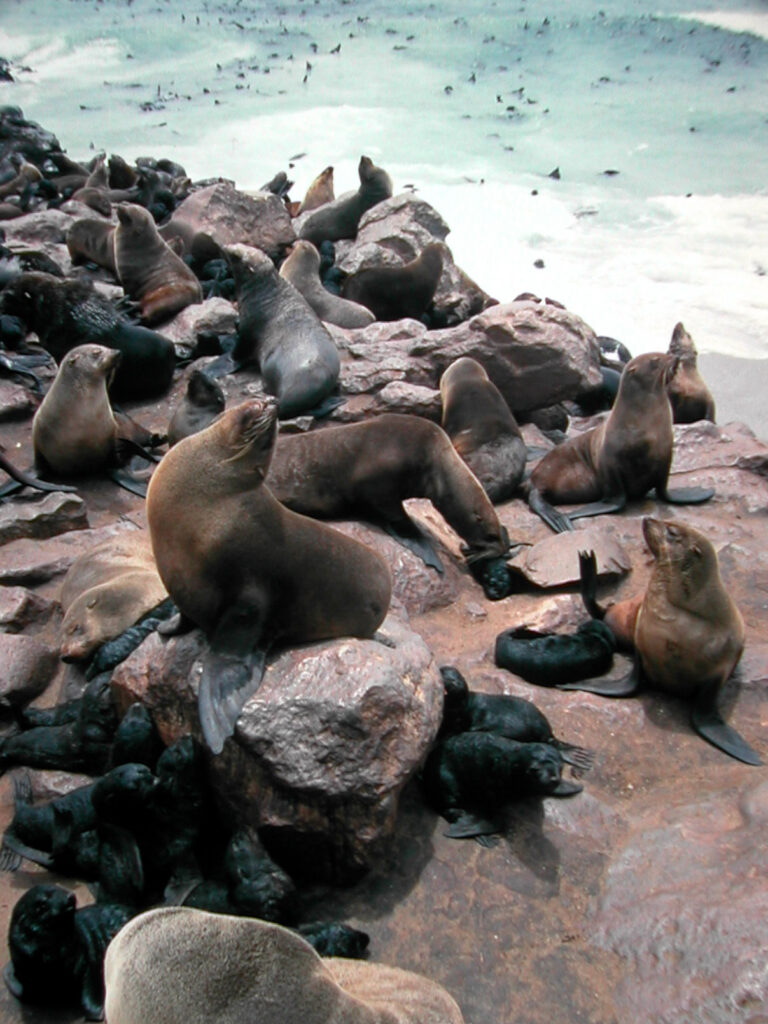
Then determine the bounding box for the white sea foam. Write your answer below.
[678,10,768,40]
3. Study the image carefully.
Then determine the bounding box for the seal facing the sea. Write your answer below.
[439,356,526,502]
[227,243,341,418]
[279,240,374,328]
[146,397,392,753]
[666,321,716,423]
[298,155,393,244]
[341,242,444,322]
[564,520,762,765]
[527,351,714,529]
[297,165,334,214]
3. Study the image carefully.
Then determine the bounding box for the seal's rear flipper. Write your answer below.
[107,468,148,498]
[0,833,52,870]
[445,812,499,841]
[558,656,643,696]
[550,780,583,797]
[658,485,714,505]
[307,394,345,419]
[204,352,238,379]
[0,453,78,496]
[567,495,626,520]
[382,518,444,573]
[85,598,177,680]
[555,742,595,775]
[527,486,574,533]
[691,688,762,765]
[579,549,606,620]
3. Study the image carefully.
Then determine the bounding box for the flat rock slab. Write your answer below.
[0,586,58,634]
[508,525,631,589]
[0,520,141,587]
[0,491,88,546]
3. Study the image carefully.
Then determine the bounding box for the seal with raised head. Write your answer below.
[146,397,392,753]
[0,271,175,399]
[266,413,512,591]
[167,368,225,446]
[279,240,375,328]
[527,351,714,530]
[297,165,334,214]
[341,241,444,322]
[666,321,716,424]
[298,155,393,245]
[439,356,526,503]
[226,243,341,418]
[103,907,465,1024]
[563,519,761,765]
[114,202,202,324]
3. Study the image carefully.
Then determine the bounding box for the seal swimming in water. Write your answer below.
[298,155,393,245]
[439,356,526,503]
[167,368,226,446]
[226,243,341,418]
[340,242,444,322]
[563,520,762,765]
[666,322,716,424]
[103,907,465,1024]
[279,240,375,328]
[146,397,392,753]
[114,202,202,324]
[527,351,714,530]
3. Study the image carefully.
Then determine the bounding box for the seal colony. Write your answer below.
[0,104,763,1024]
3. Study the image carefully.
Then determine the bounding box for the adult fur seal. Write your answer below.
[226,243,341,418]
[114,202,202,324]
[528,351,714,530]
[146,397,392,753]
[666,322,716,423]
[167,368,225,446]
[298,155,393,244]
[266,413,512,590]
[297,165,334,214]
[440,356,526,503]
[341,242,444,322]
[0,271,175,399]
[66,217,117,273]
[103,907,465,1024]
[279,240,375,328]
[564,519,761,765]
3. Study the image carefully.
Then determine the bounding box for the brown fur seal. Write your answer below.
[528,351,714,530]
[226,243,341,418]
[440,357,526,503]
[341,242,444,322]
[167,368,225,446]
[571,523,761,765]
[32,344,161,492]
[266,413,511,582]
[65,218,116,273]
[104,907,465,1024]
[59,533,167,662]
[279,240,375,328]
[297,165,334,215]
[146,397,391,752]
[0,157,41,199]
[114,202,202,324]
[298,156,393,245]
[666,322,716,423]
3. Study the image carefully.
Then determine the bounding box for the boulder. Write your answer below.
[0,382,36,422]
[0,633,58,706]
[0,491,88,546]
[506,525,631,589]
[160,296,239,350]
[0,521,141,587]
[2,208,74,244]
[0,586,58,633]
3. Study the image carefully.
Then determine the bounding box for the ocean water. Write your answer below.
[1,0,766,360]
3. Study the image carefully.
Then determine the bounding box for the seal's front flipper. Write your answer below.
[556,743,595,775]
[567,495,626,520]
[558,656,643,696]
[658,484,714,505]
[550,780,583,797]
[199,609,268,754]
[158,610,195,637]
[96,822,145,905]
[579,549,606,620]
[3,963,23,1000]
[85,598,177,679]
[203,352,238,379]
[527,486,574,533]
[308,394,345,419]
[114,437,162,465]
[382,518,444,573]
[0,833,53,870]
[445,812,499,841]
[691,684,762,765]
[107,468,148,498]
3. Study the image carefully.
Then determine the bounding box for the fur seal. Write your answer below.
[528,351,714,529]
[494,620,616,687]
[666,322,716,423]
[167,368,225,446]
[146,397,392,752]
[32,344,162,492]
[298,155,393,245]
[6,884,134,1020]
[422,733,582,841]
[279,240,375,328]
[266,413,512,588]
[0,271,176,399]
[104,907,465,1024]
[341,242,444,322]
[0,771,97,870]
[565,523,762,765]
[114,202,202,324]
[66,217,117,273]
[439,356,526,503]
[226,243,341,418]
[297,166,334,214]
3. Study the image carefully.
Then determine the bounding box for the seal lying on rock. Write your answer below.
[666,322,716,424]
[298,155,393,245]
[279,240,375,328]
[494,620,616,688]
[103,907,465,1024]
[565,524,762,765]
[147,397,392,753]
[341,242,444,323]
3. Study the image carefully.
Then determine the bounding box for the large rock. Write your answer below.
[0,521,141,586]
[0,491,88,546]
[111,610,443,881]
[0,382,36,422]
[0,633,58,706]
[165,183,295,261]
[506,524,631,589]
[2,208,74,244]
[160,296,239,349]
[0,586,58,634]
[328,301,602,416]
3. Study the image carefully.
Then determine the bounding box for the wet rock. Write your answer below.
[0,491,88,545]
[0,521,141,586]
[111,610,442,881]
[0,633,58,706]
[161,296,239,350]
[0,586,58,634]
[165,182,295,261]
[0,383,36,422]
[507,525,631,589]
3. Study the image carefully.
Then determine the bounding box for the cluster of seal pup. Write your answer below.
[0,104,760,1022]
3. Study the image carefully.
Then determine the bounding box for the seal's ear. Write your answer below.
[116,205,132,226]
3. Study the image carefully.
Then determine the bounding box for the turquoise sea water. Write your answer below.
[1,0,767,358]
